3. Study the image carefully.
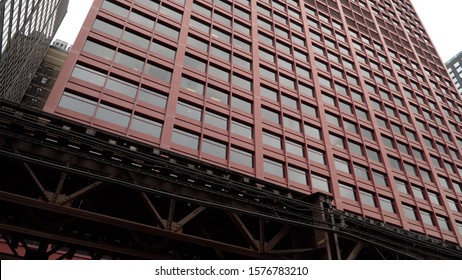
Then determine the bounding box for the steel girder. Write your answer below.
[0,101,461,259]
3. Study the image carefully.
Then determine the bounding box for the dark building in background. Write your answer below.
[446,51,462,95]
[21,39,70,109]
[43,0,462,246]
[0,0,69,102]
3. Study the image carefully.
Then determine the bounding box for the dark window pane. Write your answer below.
[131,115,162,138]
[172,128,199,150]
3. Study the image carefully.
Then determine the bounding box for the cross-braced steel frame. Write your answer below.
[0,101,461,259]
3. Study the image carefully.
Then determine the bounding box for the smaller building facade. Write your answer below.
[446,51,462,95]
[21,40,70,109]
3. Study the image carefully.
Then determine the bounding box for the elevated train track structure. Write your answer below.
[0,101,461,259]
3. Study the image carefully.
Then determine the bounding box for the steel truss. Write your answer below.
[0,101,461,259]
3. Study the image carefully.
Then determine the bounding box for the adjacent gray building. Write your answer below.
[446,51,462,95]
[0,0,69,102]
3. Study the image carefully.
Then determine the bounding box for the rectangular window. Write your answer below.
[263,131,282,149]
[58,91,97,116]
[334,157,350,173]
[232,73,252,91]
[115,51,145,71]
[204,111,228,130]
[207,86,229,104]
[330,134,345,149]
[379,196,395,213]
[131,114,162,138]
[340,183,357,201]
[231,120,253,139]
[372,171,388,187]
[264,158,285,178]
[71,65,106,86]
[288,166,307,185]
[388,156,401,170]
[151,41,177,60]
[447,198,459,212]
[184,55,206,72]
[262,107,280,124]
[92,17,123,37]
[230,147,253,167]
[304,124,321,139]
[176,101,202,121]
[395,179,409,194]
[428,191,441,206]
[95,104,130,128]
[138,87,168,108]
[144,63,172,82]
[180,75,204,95]
[311,174,329,192]
[354,164,370,180]
[349,134,365,151]
[83,40,115,60]
[283,115,301,132]
[360,190,377,207]
[172,128,199,150]
[308,147,325,164]
[366,148,381,162]
[202,138,227,159]
[412,186,425,200]
[285,139,304,157]
[403,204,418,220]
[129,10,154,29]
[420,210,434,226]
[156,22,180,39]
[437,216,450,231]
[122,29,150,49]
[231,95,252,113]
[105,76,138,98]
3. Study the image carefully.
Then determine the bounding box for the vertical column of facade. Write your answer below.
[328,0,409,229]
[385,0,462,244]
[255,0,317,194]
[298,0,347,211]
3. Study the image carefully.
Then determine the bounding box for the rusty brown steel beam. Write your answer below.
[265,225,291,252]
[58,180,105,205]
[52,172,67,203]
[173,206,206,233]
[167,199,176,232]
[259,219,265,253]
[0,191,266,258]
[346,242,364,260]
[228,213,259,251]
[0,223,166,259]
[139,192,167,229]
[22,162,49,202]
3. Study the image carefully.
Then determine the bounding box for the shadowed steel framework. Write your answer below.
[4,0,462,258]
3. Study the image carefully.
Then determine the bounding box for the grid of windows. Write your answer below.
[45,0,462,243]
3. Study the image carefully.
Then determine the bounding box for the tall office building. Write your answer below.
[0,0,69,102]
[446,51,462,95]
[40,0,462,254]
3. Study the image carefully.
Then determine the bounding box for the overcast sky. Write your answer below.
[53,0,462,62]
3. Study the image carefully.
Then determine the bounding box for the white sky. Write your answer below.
[53,0,462,62]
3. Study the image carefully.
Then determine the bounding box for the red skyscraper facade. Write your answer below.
[44,0,462,246]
